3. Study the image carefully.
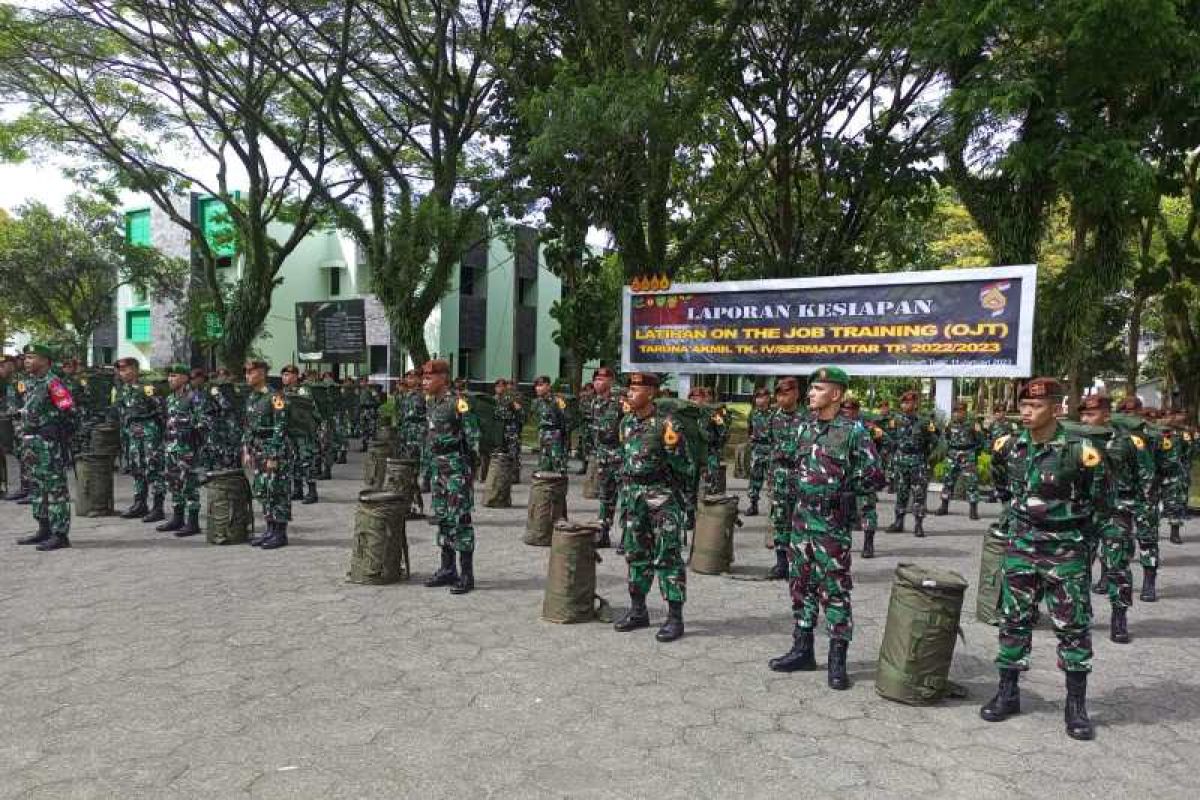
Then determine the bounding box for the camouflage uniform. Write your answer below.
[426,392,481,552]
[358,384,382,446]
[1097,418,1155,613]
[336,385,355,459]
[397,387,428,462]
[19,370,76,542]
[985,417,1018,498]
[991,426,1113,673]
[769,406,805,550]
[533,393,569,473]
[875,408,896,489]
[854,418,885,534]
[163,386,208,520]
[702,406,728,494]
[590,392,624,536]
[1159,426,1189,530]
[116,380,166,507]
[617,405,694,604]
[243,388,293,525]
[202,382,244,471]
[1138,424,1171,571]
[285,384,322,499]
[746,407,772,509]
[495,390,526,480]
[887,412,939,527]
[0,374,20,494]
[939,417,985,507]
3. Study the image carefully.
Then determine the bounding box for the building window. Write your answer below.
[369,345,387,375]
[518,276,537,307]
[132,286,148,306]
[518,352,535,383]
[101,347,114,365]
[125,309,152,343]
[125,209,151,246]
[460,266,476,296]
[330,268,341,297]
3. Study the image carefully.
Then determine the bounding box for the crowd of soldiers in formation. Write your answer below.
[3,346,1197,741]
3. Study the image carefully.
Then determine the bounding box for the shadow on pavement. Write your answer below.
[1126,615,1200,639]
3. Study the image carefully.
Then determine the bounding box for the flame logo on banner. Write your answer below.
[630,273,670,293]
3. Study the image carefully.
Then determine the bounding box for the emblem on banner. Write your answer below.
[979,281,1011,317]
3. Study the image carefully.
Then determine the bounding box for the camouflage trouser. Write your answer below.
[23,435,70,536]
[360,407,379,443]
[537,428,567,473]
[747,445,770,503]
[997,537,1092,673]
[128,419,165,500]
[893,453,930,517]
[1098,507,1136,610]
[855,492,878,532]
[881,446,894,485]
[702,452,722,495]
[1161,472,1189,526]
[291,435,318,486]
[399,425,425,462]
[163,441,200,515]
[595,447,621,531]
[1137,491,1160,569]
[250,445,293,524]
[431,452,475,552]
[503,427,522,474]
[940,449,979,504]
[684,473,700,531]
[790,506,853,641]
[619,484,686,603]
[769,465,799,550]
[335,414,350,459]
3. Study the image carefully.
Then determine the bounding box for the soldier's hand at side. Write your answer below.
[265,459,277,473]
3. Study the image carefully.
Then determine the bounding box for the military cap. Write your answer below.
[24,343,55,360]
[166,363,191,376]
[533,375,551,386]
[422,359,450,376]
[1116,396,1143,412]
[281,364,300,375]
[627,372,659,388]
[1078,394,1111,412]
[593,366,616,379]
[841,398,861,411]
[775,377,799,392]
[189,367,207,380]
[1019,377,1064,401]
[115,357,139,369]
[809,366,849,387]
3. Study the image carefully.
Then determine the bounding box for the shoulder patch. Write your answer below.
[1081,445,1101,468]
[272,395,286,411]
[211,387,220,397]
[299,387,309,396]
[80,377,88,387]
[927,422,936,432]
[110,387,116,402]
[993,435,1010,453]
[872,426,883,440]
[888,420,896,429]
[663,420,680,447]
[456,398,470,414]
[143,385,154,397]
[1130,434,1145,450]
[555,397,566,410]
[16,381,25,393]
[1162,437,1173,451]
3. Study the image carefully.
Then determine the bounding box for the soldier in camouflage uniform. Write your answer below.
[575,381,595,475]
[745,388,773,517]
[532,375,569,473]
[421,359,482,595]
[875,400,896,492]
[157,364,207,536]
[1162,411,1192,546]
[839,397,884,559]
[984,408,1018,502]
[114,357,167,523]
[589,367,623,550]
[202,376,244,471]
[935,401,985,519]
[2,355,31,502]
[58,357,87,457]
[981,378,1112,740]
[699,387,728,495]
[767,377,804,579]
[612,372,694,642]
[1079,394,1154,643]
[885,390,939,537]
[281,366,320,505]
[242,361,293,549]
[336,379,356,459]
[493,379,526,483]
[769,368,884,689]
[13,344,77,551]
[0,355,21,497]
[396,370,427,460]
[358,377,382,451]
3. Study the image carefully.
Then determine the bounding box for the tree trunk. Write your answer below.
[1126,291,1146,395]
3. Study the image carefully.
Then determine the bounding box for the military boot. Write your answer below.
[614,591,650,632]
[121,496,149,519]
[156,508,184,533]
[291,480,304,501]
[1170,524,1183,545]
[424,546,458,587]
[980,669,1021,722]
[969,502,980,521]
[16,517,52,546]
[913,516,926,538]
[260,522,289,550]
[449,551,475,595]
[249,521,272,547]
[176,510,202,537]
[1110,607,1130,644]
[861,529,875,559]
[827,639,850,690]
[302,482,319,505]
[745,499,759,517]
[35,532,71,551]
[885,513,905,533]
[1092,571,1107,595]
[655,601,684,642]
[1140,567,1158,602]
[1064,672,1095,740]
[336,452,348,465]
[4,488,28,502]
[768,627,817,672]
[934,497,950,516]
[360,439,369,453]
[141,495,165,523]
[767,548,789,580]
[595,526,612,549]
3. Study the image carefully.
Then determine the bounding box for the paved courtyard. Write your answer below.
[2,450,1198,799]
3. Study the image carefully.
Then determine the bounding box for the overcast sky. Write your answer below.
[0,161,81,212]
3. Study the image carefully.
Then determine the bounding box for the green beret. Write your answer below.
[167,363,191,376]
[809,366,849,387]
[24,343,55,359]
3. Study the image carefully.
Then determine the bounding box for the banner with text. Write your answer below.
[621,266,1037,377]
[296,299,367,363]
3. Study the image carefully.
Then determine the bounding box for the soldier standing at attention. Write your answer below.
[876,400,897,493]
[745,387,773,517]
[984,407,1017,502]
[13,344,77,551]
[203,373,243,471]
[575,381,595,475]
[885,389,939,537]
[242,361,293,550]
[421,359,482,595]
[935,401,985,520]
[1,355,22,497]
[358,377,382,450]
[156,365,207,536]
[114,357,167,523]
[396,369,427,460]
[1161,410,1192,546]
[612,372,694,642]
[767,377,805,579]
[1079,394,1154,643]
[700,387,728,494]
[589,367,623,550]
[840,397,884,559]
[282,366,320,505]
[493,378,526,483]
[769,368,883,687]
[982,378,1112,740]
[532,375,569,473]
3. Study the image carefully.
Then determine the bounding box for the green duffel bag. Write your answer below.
[288,390,318,437]
[733,443,749,480]
[582,458,597,500]
[691,494,738,574]
[88,422,121,458]
[75,453,116,518]
[876,563,969,705]
[484,452,513,508]
[977,529,1009,625]
[542,520,610,624]
[384,457,418,505]
[362,440,391,489]
[525,471,568,546]
[347,490,409,585]
[205,469,254,545]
